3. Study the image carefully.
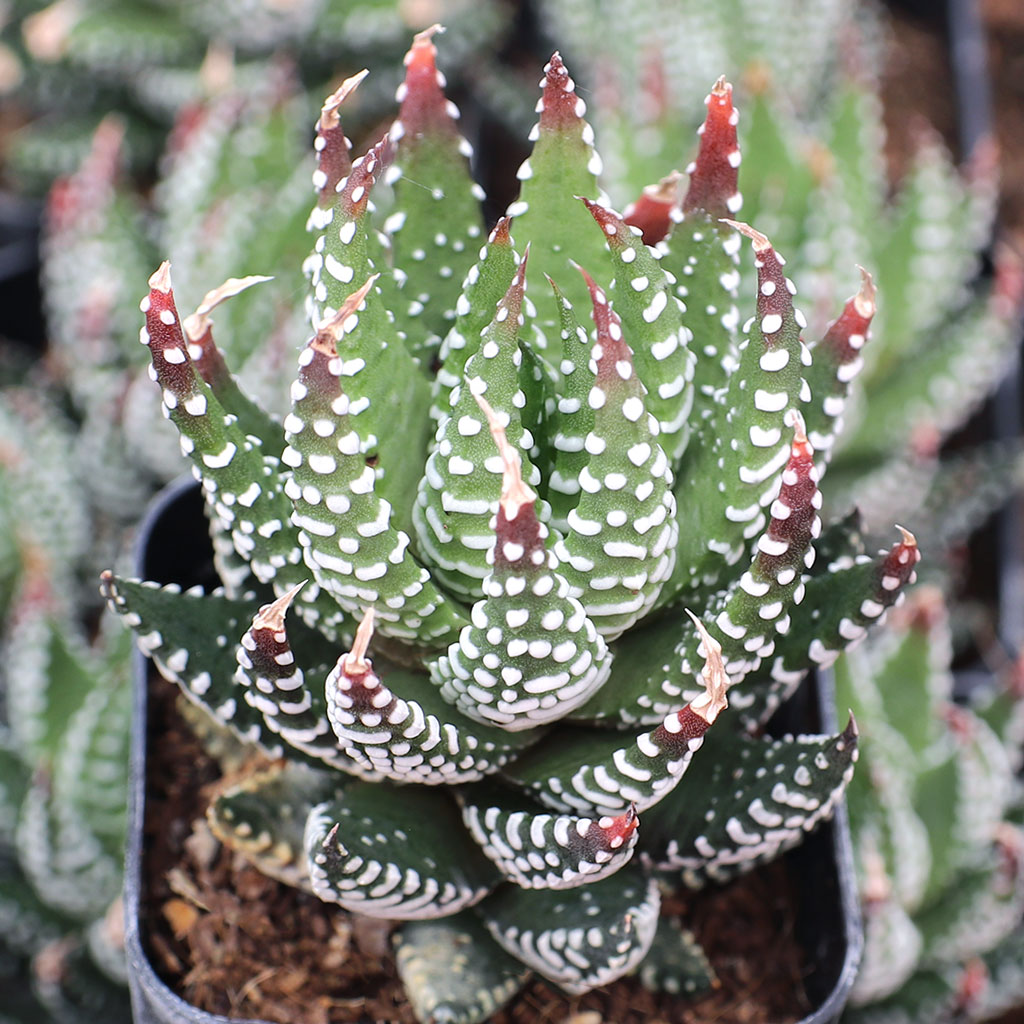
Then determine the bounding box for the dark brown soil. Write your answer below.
[143,673,813,1024]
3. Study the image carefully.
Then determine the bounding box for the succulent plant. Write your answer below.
[0,386,132,1024]
[100,29,926,1021]
[539,0,1024,565]
[838,586,1024,1024]
[3,0,510,191]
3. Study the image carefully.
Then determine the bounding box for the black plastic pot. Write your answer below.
[0,192,44,350]
[124,476,862,1024]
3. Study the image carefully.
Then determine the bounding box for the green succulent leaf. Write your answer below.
[478,862,660,995]
[393,913,529,1024]
[305,781,500,919]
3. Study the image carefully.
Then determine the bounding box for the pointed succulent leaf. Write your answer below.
[393,913,529,1024]
[305,781,500,919]
[739,526,921,728]
[433,217,518,423]
[544,275,597,529]
[659,77,743,426]
[638,915,717,996]
[682,76,742,220]
[235,585,363,771]
[283,281,464,645]
[552,268,678,638]
[386,26,486,361]
[669,223,810,597]
[803,268,876,465]
[459,784,638,890]
[505,623,728,815]
[414,258,542,599]
[182,274,283,456]
[581,198,696,462]
[577,418,820,727]
[325,610,538,783]
[141,265,348,636]
[100,572,275,751]
[207,760,341,890]
[478,862,660,995]
[506,52,609,346]
[311,70,368,210]
[306,134,395,327]
[706,411,820,679]
[430,399,611,729]
[644,718,859,887]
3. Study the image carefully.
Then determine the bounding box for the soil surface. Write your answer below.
[144,675,816,1024]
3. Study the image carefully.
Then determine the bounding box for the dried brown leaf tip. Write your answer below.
[312,274,378,356]
[314,69,368,202]
[684,76,741,219]
[343,606,376,676]
[685,609,730,725]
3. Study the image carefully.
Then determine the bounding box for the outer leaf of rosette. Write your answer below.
[386,26,486,365]
[667,225,811,597]
[207,760,342,891]
[458,781,638,890]
[476,862,660,996]
[504,680,725,818]
[737,527,920,730]
[393,912,530,1024]
[638,915,717,997]
[284,286,465,646]
[304,780,501,919]
[505,52,610,355]
[433,217,518,426]
[413,260,542,601]
[99,573,273,752]
[642,719,859,888]
[581,198,696,464]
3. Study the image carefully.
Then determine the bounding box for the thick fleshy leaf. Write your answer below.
[582,199,696,462]
[283,281,463,645]
[386,26,486,362]
[430,399,611,729]
[638,915,717,996]
[207,760,340,890]
[644,719,859,887]
[325,611,538,783]
[552,269,678,639]
[478,862,660,995]
[414,259,542,600]
[504,52,609,348]
[305,781,499,919]
[459,783,638,890]
[505,623,728,816]
[393,913,529,1024]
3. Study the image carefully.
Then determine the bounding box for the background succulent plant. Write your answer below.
[0,386,132,1024]
[839,586,1024,1024]
[98,29,934,1022]
[2,0,511,191]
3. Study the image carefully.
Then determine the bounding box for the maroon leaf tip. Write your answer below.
[396,23,458,140]
[538,51,586,132]
[624,172,681,246]
[683,77,741,218]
